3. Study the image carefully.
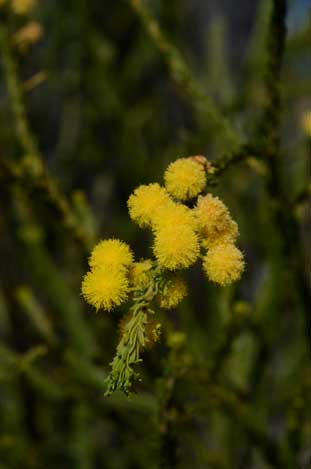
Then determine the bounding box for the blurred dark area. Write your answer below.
[0,0,310,468]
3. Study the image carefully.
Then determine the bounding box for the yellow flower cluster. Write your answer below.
[82,239,133,311]
[82,156,245,316]
[194,194,244,285]
[125,156,244,284]
[81,155,245,395]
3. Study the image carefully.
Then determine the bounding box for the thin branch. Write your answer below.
[0,24,95,251]
[257,0,311,355]
[128,0,241,150]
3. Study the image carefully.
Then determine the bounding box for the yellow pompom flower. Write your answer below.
[164,157,206,200]
[89,239,133,270]
[12,0,34,14]
[203,243,244,286]
[129,259,153,289]
[302,111,311,136]
[159,278,188,309]
[81,267,129,311]
[195,193,239,249]
[153,223,199,270]
[195,194,231,233]
[153,202,199,269]
[152,202,196,230]
[127,183,173,228]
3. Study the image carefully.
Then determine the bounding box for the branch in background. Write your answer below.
[0,344,63,400]
[206,142,261,185]
[293,183,311,207]
[157,331,192,469]
[259,0,287,153]
[128,0,241,150]
[207,304,253,382]
[0,24,96,252]
[209,385,294,469]
[15,285,57,346]
[257,0,311,355]
[23,70,48,92]
[188,381,294,469]
[2,185,97,358]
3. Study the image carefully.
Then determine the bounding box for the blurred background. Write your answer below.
[0,0,310,468]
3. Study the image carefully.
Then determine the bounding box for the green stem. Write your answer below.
[0,23,95,251]
[128,0,241,150]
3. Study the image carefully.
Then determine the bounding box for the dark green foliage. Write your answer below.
[0,0,310,467]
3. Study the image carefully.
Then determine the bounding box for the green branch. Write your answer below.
[0,23,95,251]
[128,0,241,150]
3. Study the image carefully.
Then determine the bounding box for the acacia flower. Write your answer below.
[195,194,231,232]
[203,243,244,286]
[153,223,199,270]
[152,202,196,230]
[89,239,133,270]
[127,183,173,228]
[195,193,239,249]
[164,157,206,200]
[153,201,199,270]
[81,266,129,311]
[159,278,188,309]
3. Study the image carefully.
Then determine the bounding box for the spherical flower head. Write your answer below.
[81,267,129,311]
[195,194,232,233]
[203,243,244,286]
[127,183,173,228]
[201,219,239,249]
[159,278,188,309]
[302,111,311,137]
[153,223,199,270]
[89,239,133,270]
[152,202,197,230]
[129,259,153,289]
[164,157,206,200]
